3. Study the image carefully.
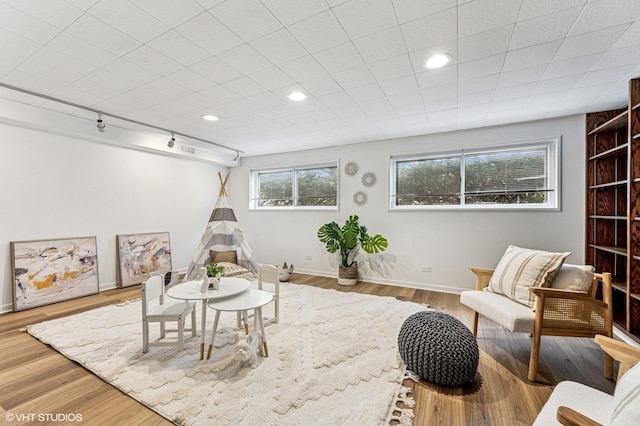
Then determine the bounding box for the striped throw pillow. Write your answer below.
[487,245,569,309]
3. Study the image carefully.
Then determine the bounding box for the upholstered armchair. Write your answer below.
[460,246,613,381]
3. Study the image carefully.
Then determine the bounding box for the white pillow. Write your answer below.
[487,245,569,308]
[551,264,594,292]
[610,361,640,425]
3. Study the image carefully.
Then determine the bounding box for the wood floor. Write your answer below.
[0,274,616,425]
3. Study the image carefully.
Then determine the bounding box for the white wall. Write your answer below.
[227,115,586,293]
[0,122,226,312]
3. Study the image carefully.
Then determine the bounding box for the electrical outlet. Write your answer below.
[305,255,313,260]
[421,266,432,272]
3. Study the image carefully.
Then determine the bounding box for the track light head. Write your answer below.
[96,113,105,132]
[168,133,175,148]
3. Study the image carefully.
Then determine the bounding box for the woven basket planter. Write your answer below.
[338,265,358,286]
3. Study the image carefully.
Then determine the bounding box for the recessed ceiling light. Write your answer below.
[425,53,452,69]
[287,91,307,101]
[202,114,219,121]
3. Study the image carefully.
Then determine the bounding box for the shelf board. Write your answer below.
[589,244,627,256]
[631,293,640,302]
[589,143,628,160]
[633,102,640,111]
[634,133,640,141]
[589,215,627,220]
[612,282,628,293]
[589,180,628,189]
[588,110,628,134]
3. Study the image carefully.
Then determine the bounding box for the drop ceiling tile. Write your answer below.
[428,108,457,121]
[131,0,205,27]
[424,95,458,111]
[458,73,499,95]
[517,0,587,21]
[49,33,114,68]
[612,19,640,49]
[179,91,221,110]
[250,29,308,65]
[577,64,638,88]
[288,10,350,54]
[401,7,458,52]
[541,53,603,80]
[331,66,376,89]
[353,26,407,63]
[87,0,168,43]
[0,3,61,45]
[147,30,210,67]
[569,0,640,37]
[388,91,423,107]
[2,68,62,93]
[123,45,184,76]
[532,75,581,95]
[11,46,95,87]
[555,23,632,60]
[317,92,355,108]
[280,55,327,81]
[166,68,215,91]
[458,0,521,37]
[301,75,342,97]
[66,13,140,56]
[509,6,582,50]
[502,39,562,71]
[497,64,547,87]
[591,45,640,70]
[223,76,266,97]
[492,82,536,100]
[314,42,365,74]
[261,0,329,26]
[457,25,513,63]
[217,44,272,75]
[101,58,159,85]
[458,54,505,81]
[333,0,397,39]
[421,82,458,101]
[0,28,44,72]
[176,12,242,55]
[190,56,242,84]
[391,0,456,24]
[346,83,385,102]
[379,75,419,96]
[415,67,458,90]
[368,53,414,81]
[3,0,84,29]
[249,67,295,90]
[211,0,282,42]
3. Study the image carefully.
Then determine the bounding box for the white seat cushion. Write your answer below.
[532,381,613,426]
[459,290,535,333]
[148,300,195,317]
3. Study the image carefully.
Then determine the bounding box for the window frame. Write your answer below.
[250,161,340,211]
[389,138,561,211]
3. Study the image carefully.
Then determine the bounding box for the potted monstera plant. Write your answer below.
[317,215,388,285]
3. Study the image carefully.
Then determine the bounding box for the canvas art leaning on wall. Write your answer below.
[11,236,100,311]
[117,232,172,288]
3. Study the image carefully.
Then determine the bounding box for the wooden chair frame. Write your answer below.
[468,267,614,381]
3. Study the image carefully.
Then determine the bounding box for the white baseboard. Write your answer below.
[293,267,469,294]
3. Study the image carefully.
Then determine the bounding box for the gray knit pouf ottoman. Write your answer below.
[398,311,479,387]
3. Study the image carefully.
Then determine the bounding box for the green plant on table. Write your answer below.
[205,262,225,278]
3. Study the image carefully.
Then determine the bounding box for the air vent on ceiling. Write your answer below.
[181,145,195,154]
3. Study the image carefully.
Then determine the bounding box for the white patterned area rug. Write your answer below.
[27,282,426,426]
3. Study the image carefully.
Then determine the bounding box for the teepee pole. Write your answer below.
[218,172,230,197]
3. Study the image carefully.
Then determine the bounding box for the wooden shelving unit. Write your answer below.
[586,77,640,339]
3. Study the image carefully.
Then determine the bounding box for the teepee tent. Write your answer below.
[185,172,259,280]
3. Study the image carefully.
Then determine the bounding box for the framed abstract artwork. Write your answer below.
[117,232,172,288]
[11,236,100,311]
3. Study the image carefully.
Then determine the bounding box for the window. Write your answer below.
[251,163,338,209]
[390,139,560,210]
